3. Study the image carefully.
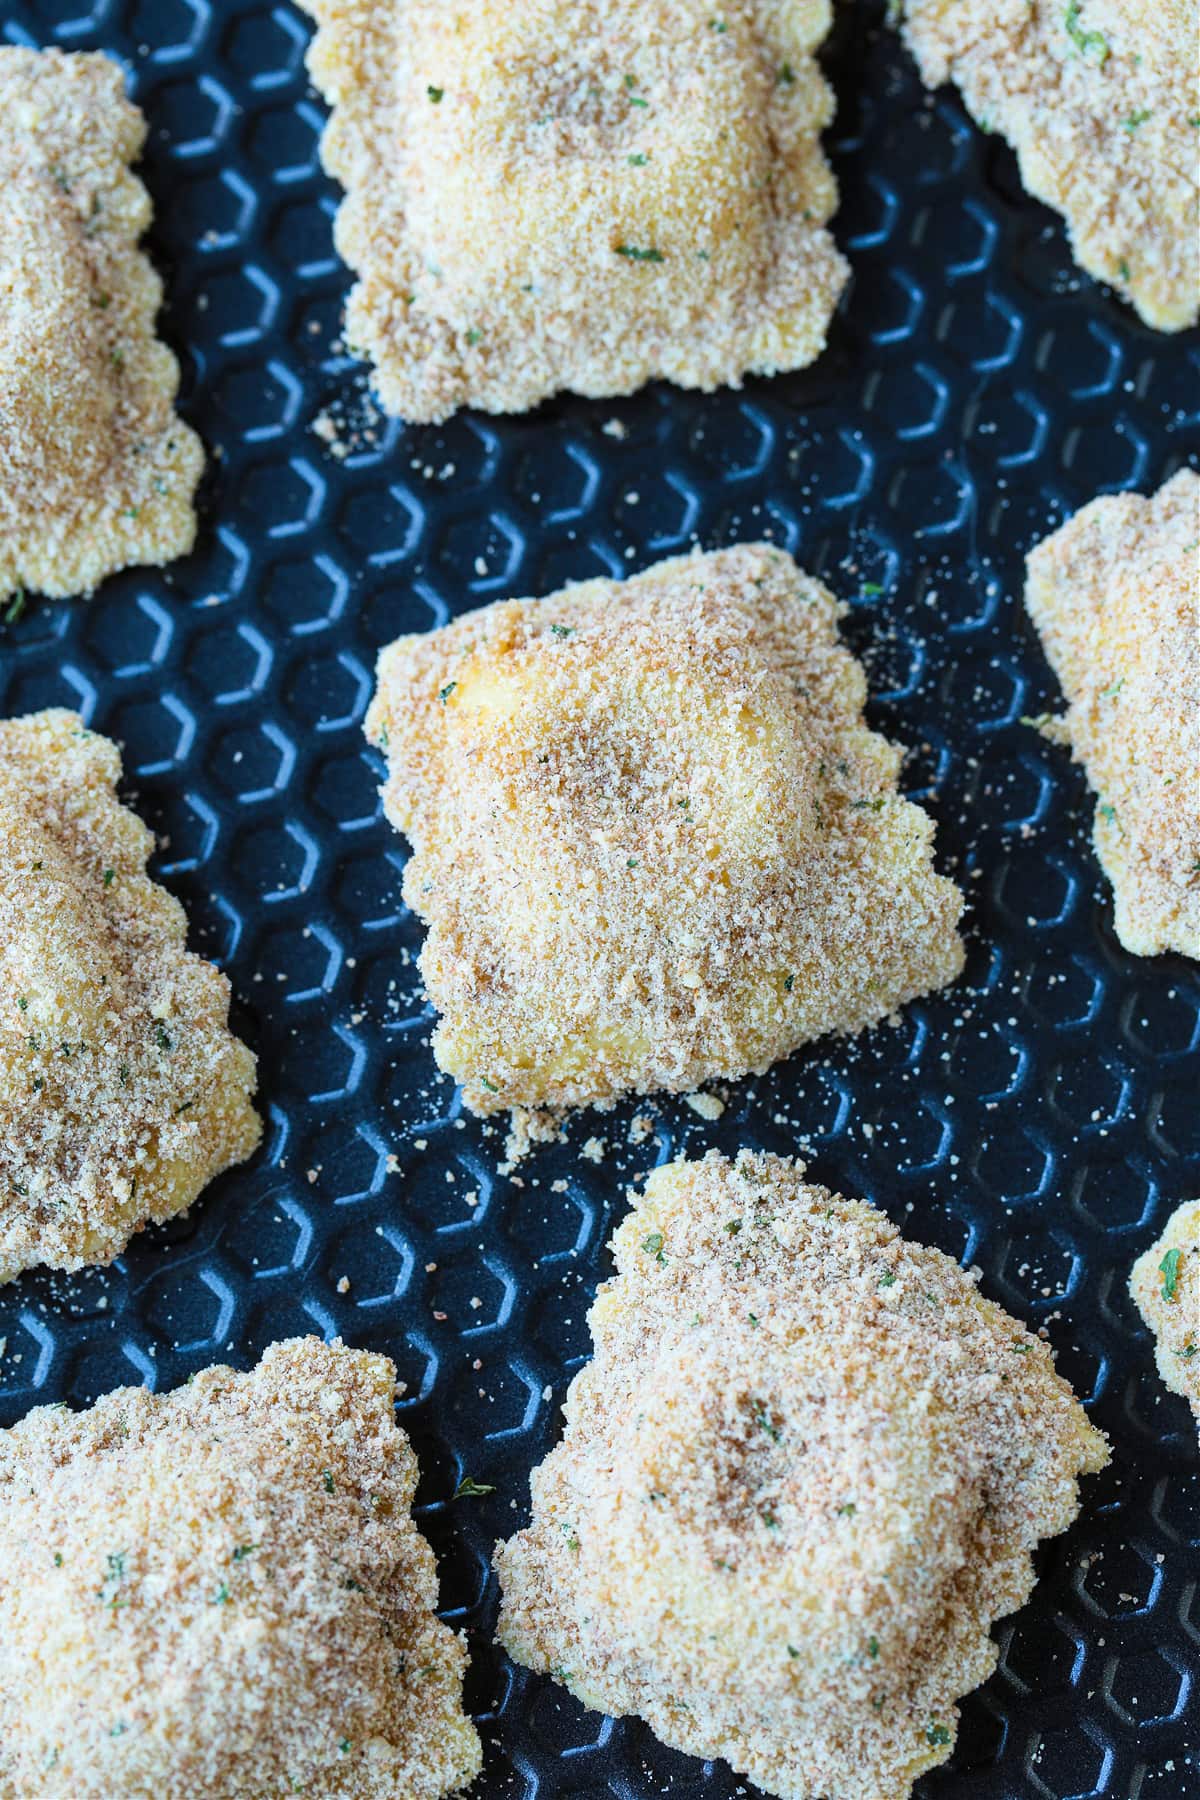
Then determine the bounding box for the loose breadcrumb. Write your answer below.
[901,0,1199,332]
[0,1338,482,1799]
[1024,469,1199,959]
[365,544,964,1121]
[0,48,203,604]
[496,1150,1108,1800]
[0,710,260,1282]
[295,0,849,421]
[1130,1201,1200,1431]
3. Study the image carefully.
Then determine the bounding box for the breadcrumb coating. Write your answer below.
[901,0,1199,332]
[0,48,203,604]
[0,1338,483,1799]
[295,0,849,421]
[496,1150,1109,1800]
[1024,469,1199,959]
[1130,1201,1200,1432]
[364,544,964,1121]
[0,709,260,1282]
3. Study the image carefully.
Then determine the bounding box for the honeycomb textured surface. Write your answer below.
[0,3,1197,1797]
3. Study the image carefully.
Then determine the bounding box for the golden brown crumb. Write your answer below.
[0,710,260,1282]
[0,1337,483,1799]
[365,544,964,1122]
[295,0,848,421]
[1130,1201,1200,1431]
[496,1150,1109,1800]
[901,0,1199,331]
[0,48,203,604]
[1024,469,1199,959]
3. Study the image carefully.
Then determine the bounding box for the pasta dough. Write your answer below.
[365,544,964,1121]
[296,0,849,421]
[1130,1201,1200,1431]
[0,710,260,1281]
[1024,469,1199,959]
[0,1338,482,1799]
[496,1150,1109,1800]
[901,0,1199,332]
[0,48,203,604]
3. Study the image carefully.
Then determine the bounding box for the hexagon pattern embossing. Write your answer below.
[0,3,1197,1798]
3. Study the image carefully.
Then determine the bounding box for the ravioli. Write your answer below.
[1130,1201,1200,1431]
[0,1338,483,1800]
[296,0,849,421]
[364,544,964,1121]
[1024,469,1199,959]
[0,48,203,605]
[0,710,260,1282]
[496,1150,1109,1800]
[901,0,1199,332]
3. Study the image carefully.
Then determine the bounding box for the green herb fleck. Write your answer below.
[1160,1246,1184,1301]
[549,623,574,637]
[466,327,482,346]
[439,682,457,703]
[642,1231,667,1264]
[778,62,794,83]
[878,1271,897,1288]
[615,244,664,263]
[322,1469,335,1493]
[1123,109,1150,131]
[927,1722,952,1747]
[154,1022,172,1052]
[867,1635,880,1658]
[103,868,115,887]
[479,1075,499,1093]
[427,86,444,102]
[232,1544,259,1561]
[453,1475,495,1499]
[628,152,649,166]
[210,1582,231,1605]
[1064,1,1109,63]
[4,591,25,625]
[753,1400,781,1442]
[1098,802,1117,823]
[837,1501,856,1517]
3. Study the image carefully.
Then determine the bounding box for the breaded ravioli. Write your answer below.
[0,710,260,1282]
[365,545,964,1122]
[496,1150,1108,1800]
[1130,1202,1200,1431]
[0,49,204,604]
[0,1338,483,1800]
[1024,470,1199,959]
[295,0,849,421]
[901,0,1199,332]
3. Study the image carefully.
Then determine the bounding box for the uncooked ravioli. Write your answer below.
[0,49,203,604]
[296,0,849,421]
[0,1338,482,1800]
[1024,469,1199,959]
[0,710,260,1282]
[495,1150,1109,1800]
[364,544,964,1122]
[901,0,1199,331]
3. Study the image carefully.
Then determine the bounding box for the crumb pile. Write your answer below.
[0,1338,482,1799]
[0,48,203,604]
[365,544,964,1121]
[0,710,260,1282]
[1024,469,1199,959]
[901,0,1199,331]
[496,1150,1109,1800]
[296,0,849,421]
[1130,1201,1200,1430]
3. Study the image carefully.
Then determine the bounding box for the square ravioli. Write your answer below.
[1130,1201,1200,1432]
[0,48,203,605]
[364,545,965,1120]
[1024,469,1199,958]
[496,1151,1108,1800]
[901,0,1200,332]
[0,710,260,1282]
[0,1338,483,1800]
[297,0,849,421]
